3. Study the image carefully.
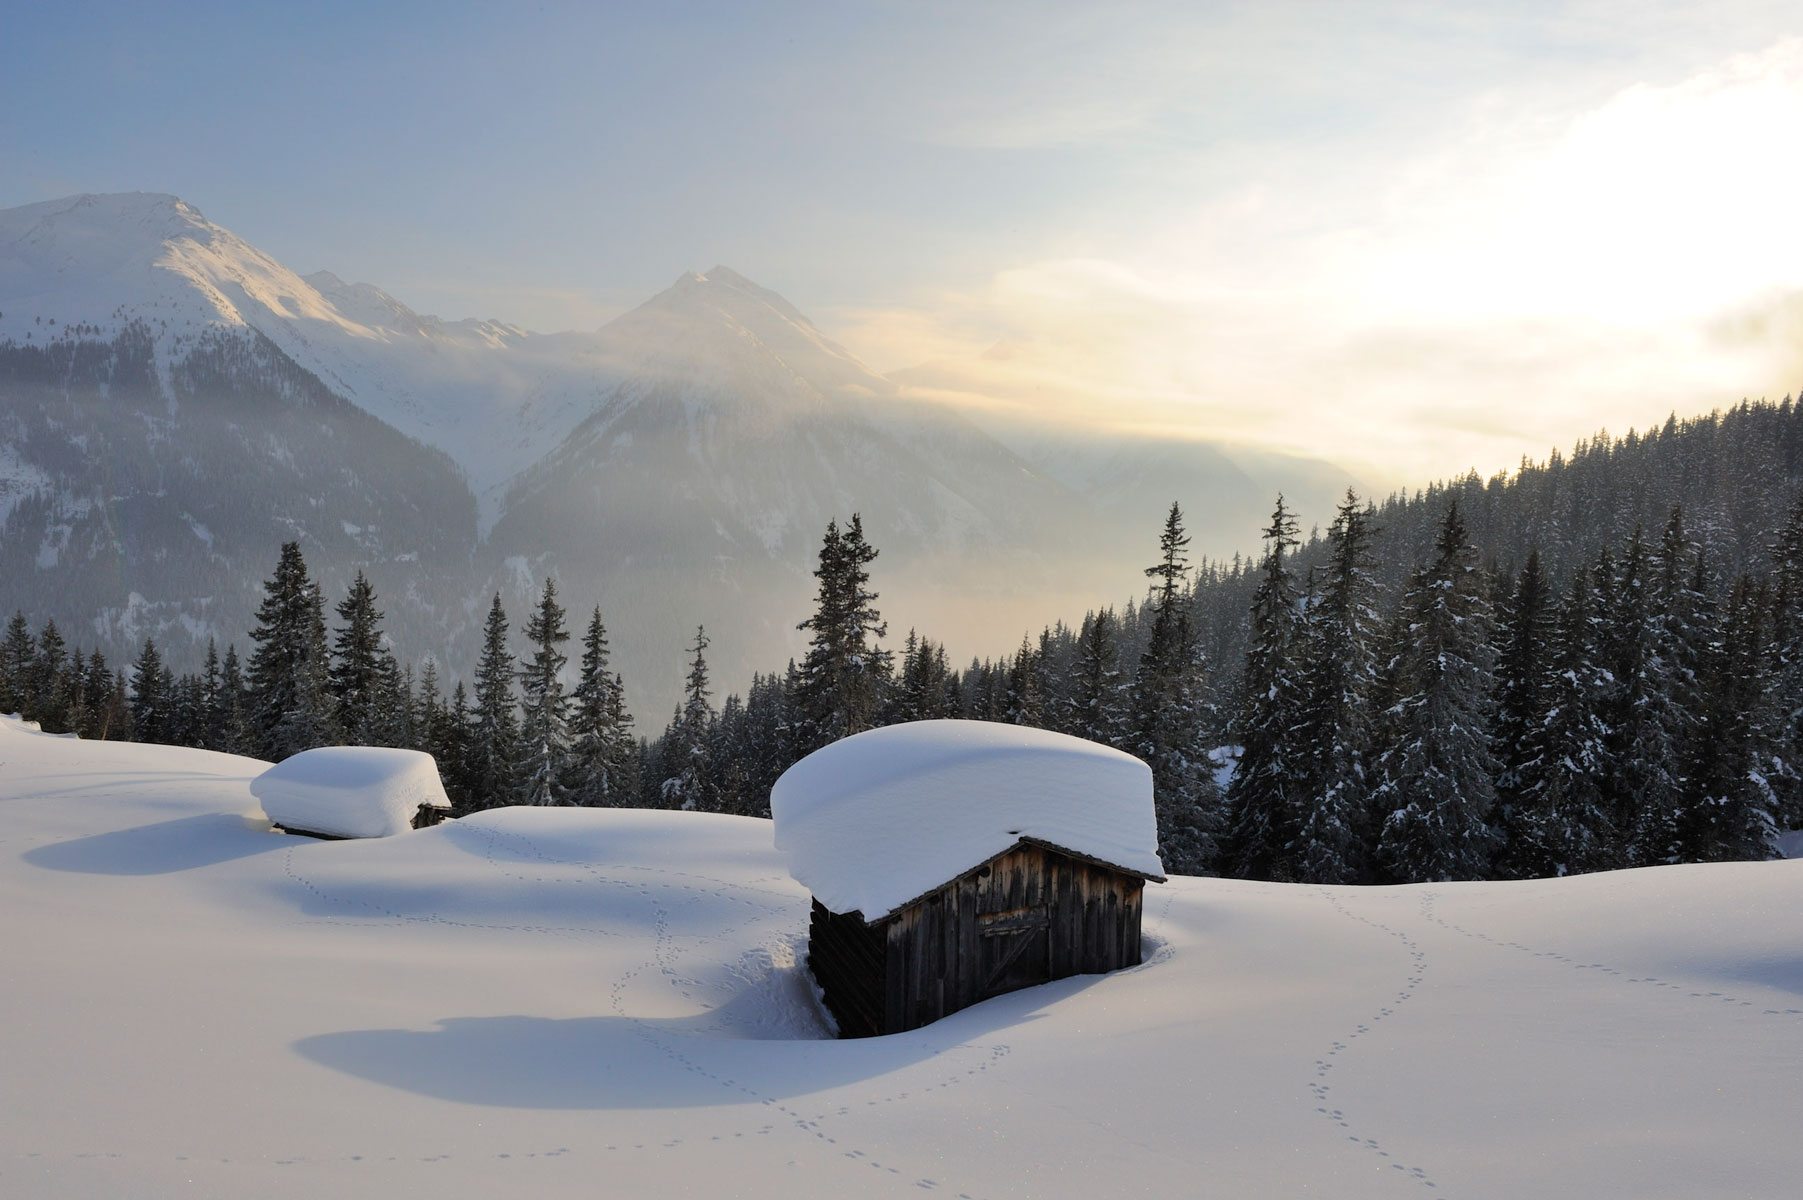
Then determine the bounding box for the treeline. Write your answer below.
[0,542,638,814]
[5,401,1801,884]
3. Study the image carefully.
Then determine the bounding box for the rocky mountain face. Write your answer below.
[0,192,1354,715]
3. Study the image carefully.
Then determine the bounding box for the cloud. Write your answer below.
[368,277,629,333]
[827,35,1803,486]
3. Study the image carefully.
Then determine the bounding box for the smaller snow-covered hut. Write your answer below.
[251,747,452,840]
[772,719,1165,1038]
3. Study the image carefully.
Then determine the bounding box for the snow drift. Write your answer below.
[7,716,1803,1200]
[250,747,450,839]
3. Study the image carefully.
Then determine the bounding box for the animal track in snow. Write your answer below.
[1311,888,1446,1195]
[1417,892,1803,1019]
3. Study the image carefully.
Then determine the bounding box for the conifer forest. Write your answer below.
[6,400,1802,884]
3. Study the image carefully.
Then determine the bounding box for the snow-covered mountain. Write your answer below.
[484,267,1081,692]
[0,193,586,516]
[0,192,1354,713]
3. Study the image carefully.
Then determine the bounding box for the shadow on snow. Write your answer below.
[293,974,1097,1110]
[23,812,279,875]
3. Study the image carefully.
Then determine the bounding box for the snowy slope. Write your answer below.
[5,717,1801,1199]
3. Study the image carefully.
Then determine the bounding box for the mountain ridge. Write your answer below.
[0,191,1358,715]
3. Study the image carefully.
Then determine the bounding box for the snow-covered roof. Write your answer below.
[251,747,451,839]
[770,719,1164,921]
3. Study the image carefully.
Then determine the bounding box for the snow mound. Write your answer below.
[770,719,1163,920]
[250,747,450,839]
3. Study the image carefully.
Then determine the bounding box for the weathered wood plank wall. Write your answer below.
[811,842,1148,1038]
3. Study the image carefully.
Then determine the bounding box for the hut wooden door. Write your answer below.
[975,848,1051,998]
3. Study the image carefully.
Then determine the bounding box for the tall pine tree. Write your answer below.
[467,593,520,810]
[245,542,339,758]
[1373,502,1501,883]
[1225,497,1305,880]
[1063,608,1128,747]
[1505,565,1616,877]
[794,515,891,753]
[516,578,573,806]
[330,571,390,745]
[661,626,715,811]
[568,607,636,808]
[129,638,173,745]
[1290,492,1382,884]
[1133,502,1222,875]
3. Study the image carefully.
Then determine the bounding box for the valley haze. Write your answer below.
[0,191,1354,714]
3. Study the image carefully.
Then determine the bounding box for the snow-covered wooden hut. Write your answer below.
[251,747,452,840]
[771,719,1165,1038]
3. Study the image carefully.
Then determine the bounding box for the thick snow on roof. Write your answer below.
[251,747,450,839]
[771,719,1163,920]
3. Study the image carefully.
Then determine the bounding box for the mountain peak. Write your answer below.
[652,265,815,332]
[0,191,214,249]
[701,265,756,289]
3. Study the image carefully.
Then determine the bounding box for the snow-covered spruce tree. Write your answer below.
[1063,608,1128,748]
[129,638,173,745]
[567,607,637,808]
[80,650,120,741]
[890,630,953,723]
[1290,491,1383,884]
[660,625,716,811]
[1678,575,1779,861]
[0,612,27,714]
[169,673,207,748]
[1224,497,1305,881]
[245,542,339,759]
[1766,494,1803,829]
[1373,502,1502,883]
[373,658,415,748]
[433,681,476,814]
[1623,510,1707,862]
[1133,502,1223,876]
[959,655,1008,722]
[736,671,794,817]
[61,649,92,740]
[466,593,520,812]
[1005,633,1049,727]
[196,639,223,751]
[709,692,758,816]
[29,620,71,733]
[329,571,391,745]
[793,515,892,754]
[516,579,573,806]
[106,669,134,743]
[214,644,251,755]
[1601,527,1688,868]
[1490,549,1554,874]
[1504,564,1616,878]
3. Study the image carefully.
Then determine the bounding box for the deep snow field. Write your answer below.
[3,715,1800,1199]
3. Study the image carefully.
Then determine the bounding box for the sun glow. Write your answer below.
[837,38,1803,487]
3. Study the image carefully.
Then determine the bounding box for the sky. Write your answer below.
[6,0,1803,486]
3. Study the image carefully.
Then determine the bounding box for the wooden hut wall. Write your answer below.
[809,900,889,1038]
[872,843,1146,1036]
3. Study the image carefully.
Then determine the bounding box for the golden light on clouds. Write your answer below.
[832,38,1803,489]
